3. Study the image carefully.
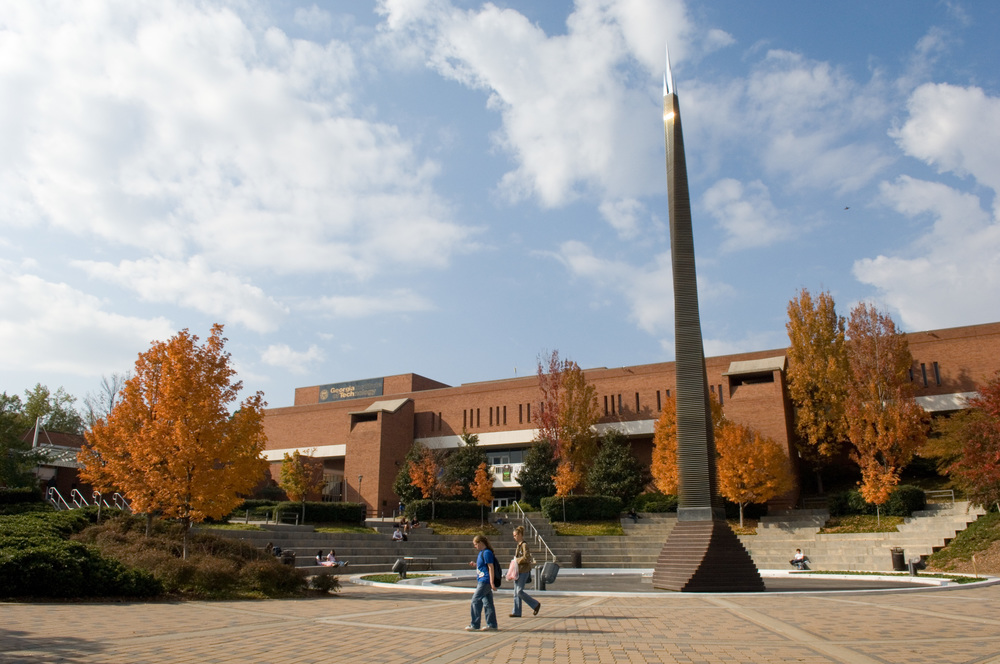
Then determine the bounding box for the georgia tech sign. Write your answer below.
[318,378,384,403]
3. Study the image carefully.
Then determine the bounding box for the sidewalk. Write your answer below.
[2,580,1000,663]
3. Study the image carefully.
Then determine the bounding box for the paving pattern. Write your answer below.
[3,581,1000,664]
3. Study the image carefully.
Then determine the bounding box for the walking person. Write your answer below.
[465,535,499,632]
[510,526,540,618]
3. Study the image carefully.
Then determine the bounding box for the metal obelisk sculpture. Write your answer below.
[652,49,764,592]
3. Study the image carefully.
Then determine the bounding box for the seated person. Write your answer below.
[398,517,410,534]
[315,550,325,565]
[392,526,405,542]
[790,549,808,570]
[627,508,639,523]
[325,549,348,567]
[409,517,420,529]
[272,545,282,557]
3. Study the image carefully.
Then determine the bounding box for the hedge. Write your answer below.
[540,495,623,522]
[632,492,678,513]
[406,500,482,521]
[0,487,42,505]
[273,501,365,523]
[827,485,927,517]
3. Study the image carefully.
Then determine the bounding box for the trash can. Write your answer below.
[571,550,582,568]
[890,547,905,571]
[392,557,408,580]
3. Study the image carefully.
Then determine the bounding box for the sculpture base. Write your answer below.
[652,519,764,592]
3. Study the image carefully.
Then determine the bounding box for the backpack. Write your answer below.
[492,557,503,588]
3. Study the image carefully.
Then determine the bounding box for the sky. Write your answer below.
[2,0,1000,410]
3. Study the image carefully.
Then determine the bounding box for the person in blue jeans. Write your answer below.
[465,535,499,631]
[510,526,540,617]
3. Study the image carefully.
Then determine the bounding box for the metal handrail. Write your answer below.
[93,491,113,508]
[513,502,556,563]
[112,493,131,512]
[924,489,956,506]
[69,488,89,508]
[46,487,71,511]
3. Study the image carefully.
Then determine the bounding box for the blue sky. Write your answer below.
[2,0,999,410]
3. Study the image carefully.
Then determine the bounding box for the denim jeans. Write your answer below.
[512,571,539,616]
[469,582,497,629]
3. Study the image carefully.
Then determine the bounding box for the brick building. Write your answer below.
[262,321,1000,516]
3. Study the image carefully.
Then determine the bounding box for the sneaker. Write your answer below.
[480,626,498,631]
[465,625,479,632]
[533,603,541,616]
[509,613,520,618]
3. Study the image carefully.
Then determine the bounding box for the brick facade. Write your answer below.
[264,321,1000,514]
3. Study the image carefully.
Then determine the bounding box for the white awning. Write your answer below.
[723,356,786,376]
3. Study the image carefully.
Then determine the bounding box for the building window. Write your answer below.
[438,412,442,430]
[710,385,715,394]
[933,362,941,386]
[617,394,622,413]
[463,410,467,429]
[476,408,480,428]
[666,389,671,398]
[921,363,928,387]
[489,407,493,427]
[503,405,507,425]
[909,367,914,382]
[519,404,523,424]
[610,395,615,415]
[527,403,531,422]
[635,392,640,412]
[656,390,661,411]
[718,385,724,406]
[604,395,609,415]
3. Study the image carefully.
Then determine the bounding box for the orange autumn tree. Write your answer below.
[470,461,494,526]
[785,288,849,493]
[409,445,460,520]
[651,393,725,496]
[280,449,325,521]
[716,422,795,527]
[534,351,600,496]
[79,325,268,558]
[845,303,927,517]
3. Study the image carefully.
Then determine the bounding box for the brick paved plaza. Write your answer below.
[3,580,1000,664]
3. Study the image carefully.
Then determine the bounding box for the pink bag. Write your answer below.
[505,558,519,582]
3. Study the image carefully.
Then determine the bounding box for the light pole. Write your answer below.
[357,475,363,517]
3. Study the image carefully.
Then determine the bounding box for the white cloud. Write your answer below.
[378,0,690,236]
[891,82,1000,208]
[261,343,325,374]
[74,256,287,333]
[701,178,791,251]
[555,240,674,335]
[685,49,893,193]
[0,0,474,280]
[853,175,1000,330]
[853,82,1000,331]
[0,263,174,376]
[303,289,435,318]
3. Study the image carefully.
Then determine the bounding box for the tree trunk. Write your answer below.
[815,469,824,495]
[145,512,153,537]
[739,503,744,528]
[182,517,191,560]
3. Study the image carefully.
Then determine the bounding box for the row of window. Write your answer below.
[911,362,942,387]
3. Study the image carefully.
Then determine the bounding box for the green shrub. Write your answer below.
[271,501,365,524]
[632,492,678,513]
[495,501,536,514]
[309,571,341,593]
[0,487,42,505]
[540,495,623,522]
[0,539,161,598]
[828,485,926,517]
[407,500,481,520]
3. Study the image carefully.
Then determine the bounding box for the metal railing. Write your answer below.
[514,502,556,563]
[69,489,90,508]
[924,489,956,506]
[112,493,131,512]
[46,487,71,511]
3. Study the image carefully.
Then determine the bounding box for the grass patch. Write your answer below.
[360,573,434,584]
[728,519,758,535]
[425,520,499,536]
[927,511,1000,569]
[819,515,904,533]
[798,570,979,584]
[552,520,624,536]
[313,524,379,534]
[197,523,265,531]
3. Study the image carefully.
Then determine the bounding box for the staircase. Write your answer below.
[207,502,986,575]
[737,501,987,572]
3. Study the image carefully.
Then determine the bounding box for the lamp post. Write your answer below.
[357,475,363,517]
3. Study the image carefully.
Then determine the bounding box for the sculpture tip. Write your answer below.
[665,44,674,95]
